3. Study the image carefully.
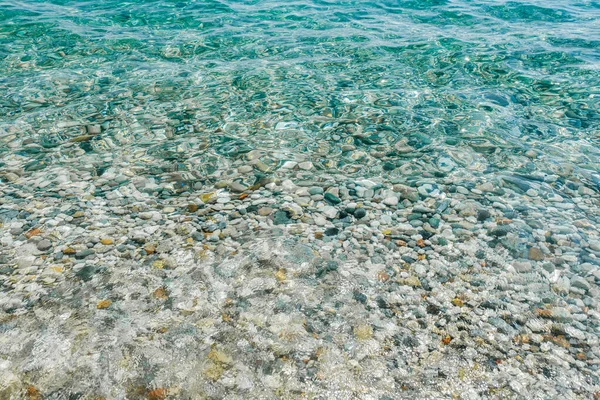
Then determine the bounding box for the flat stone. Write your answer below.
[490,226,510,237]
[571,276,591,291]
[36,239,52,251]
[258,207,274,216]
[298,161,313,170]
[513,261,532,273]
[281,161,297,169]
[86,125,101,134]
[383,196,398,206]
[477,182,495,192]
[75,249,95,259]
[229,182,247,193]
[16,256,35,269]
[321,206,337,219]
[413,206,434,214]
[4,172,18,182]
[528,247,544,261]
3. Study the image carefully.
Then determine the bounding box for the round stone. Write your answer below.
[354,208,367,219]
[36,239,52,251]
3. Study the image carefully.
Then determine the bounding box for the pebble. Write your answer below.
[229,182,247,193]
[528,247,544,261]
[321,206,338,219]
[298,161,313,170]
[513,261,532,273]
[281,161,298,169]
[75,249,95,259]
[354,208,367,219]
[324,192,341,205]
[36,239,52,251]
[383,196,398,206]
[258,207,273,216]
[571,276,591,291]
[0,63,598,400]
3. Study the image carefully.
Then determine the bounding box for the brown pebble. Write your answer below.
[100,238,113,245]
[96,300,112,309]
[377,271,389,282]
[24,228,41,239]
[528,247,544,261]
[543,334,570,348]
[535,308,553,318]
[187,204,198,213]
[258,207,273,216]
[147,388,168,400]
[153,287,168,300]
[26,385,41,400]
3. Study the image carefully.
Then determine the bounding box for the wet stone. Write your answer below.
[489,226,510,237]
[316,260,338,278]
[513,261,532,273]
[571,276,591,291]
[273,210,292,225]
[528,247,544,261]
[86,125,101,134]
[258,207,274,216]
[36,239,52,251]
[477,209,491,221]
[1,5,599,398]
[229,182,247,193]
[354,208,367,219]
[75,249,95,259]
[324,227,339,236]
[76,264,101,282]
[324,192,341,205]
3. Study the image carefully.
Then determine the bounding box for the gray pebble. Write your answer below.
[36,239,52,251]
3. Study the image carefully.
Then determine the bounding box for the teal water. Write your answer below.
[2,1,600,399]
[1,0,599,182]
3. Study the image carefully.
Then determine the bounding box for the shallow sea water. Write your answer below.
[1,0,600,399]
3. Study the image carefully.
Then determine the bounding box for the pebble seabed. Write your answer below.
[3,0,600,397]
[2,136,600,399]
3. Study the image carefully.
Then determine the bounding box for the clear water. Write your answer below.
[1,0,600,399]
[2,0,599,182]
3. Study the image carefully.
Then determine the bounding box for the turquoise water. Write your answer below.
[2,0,599,181]
[2,1,600,399]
